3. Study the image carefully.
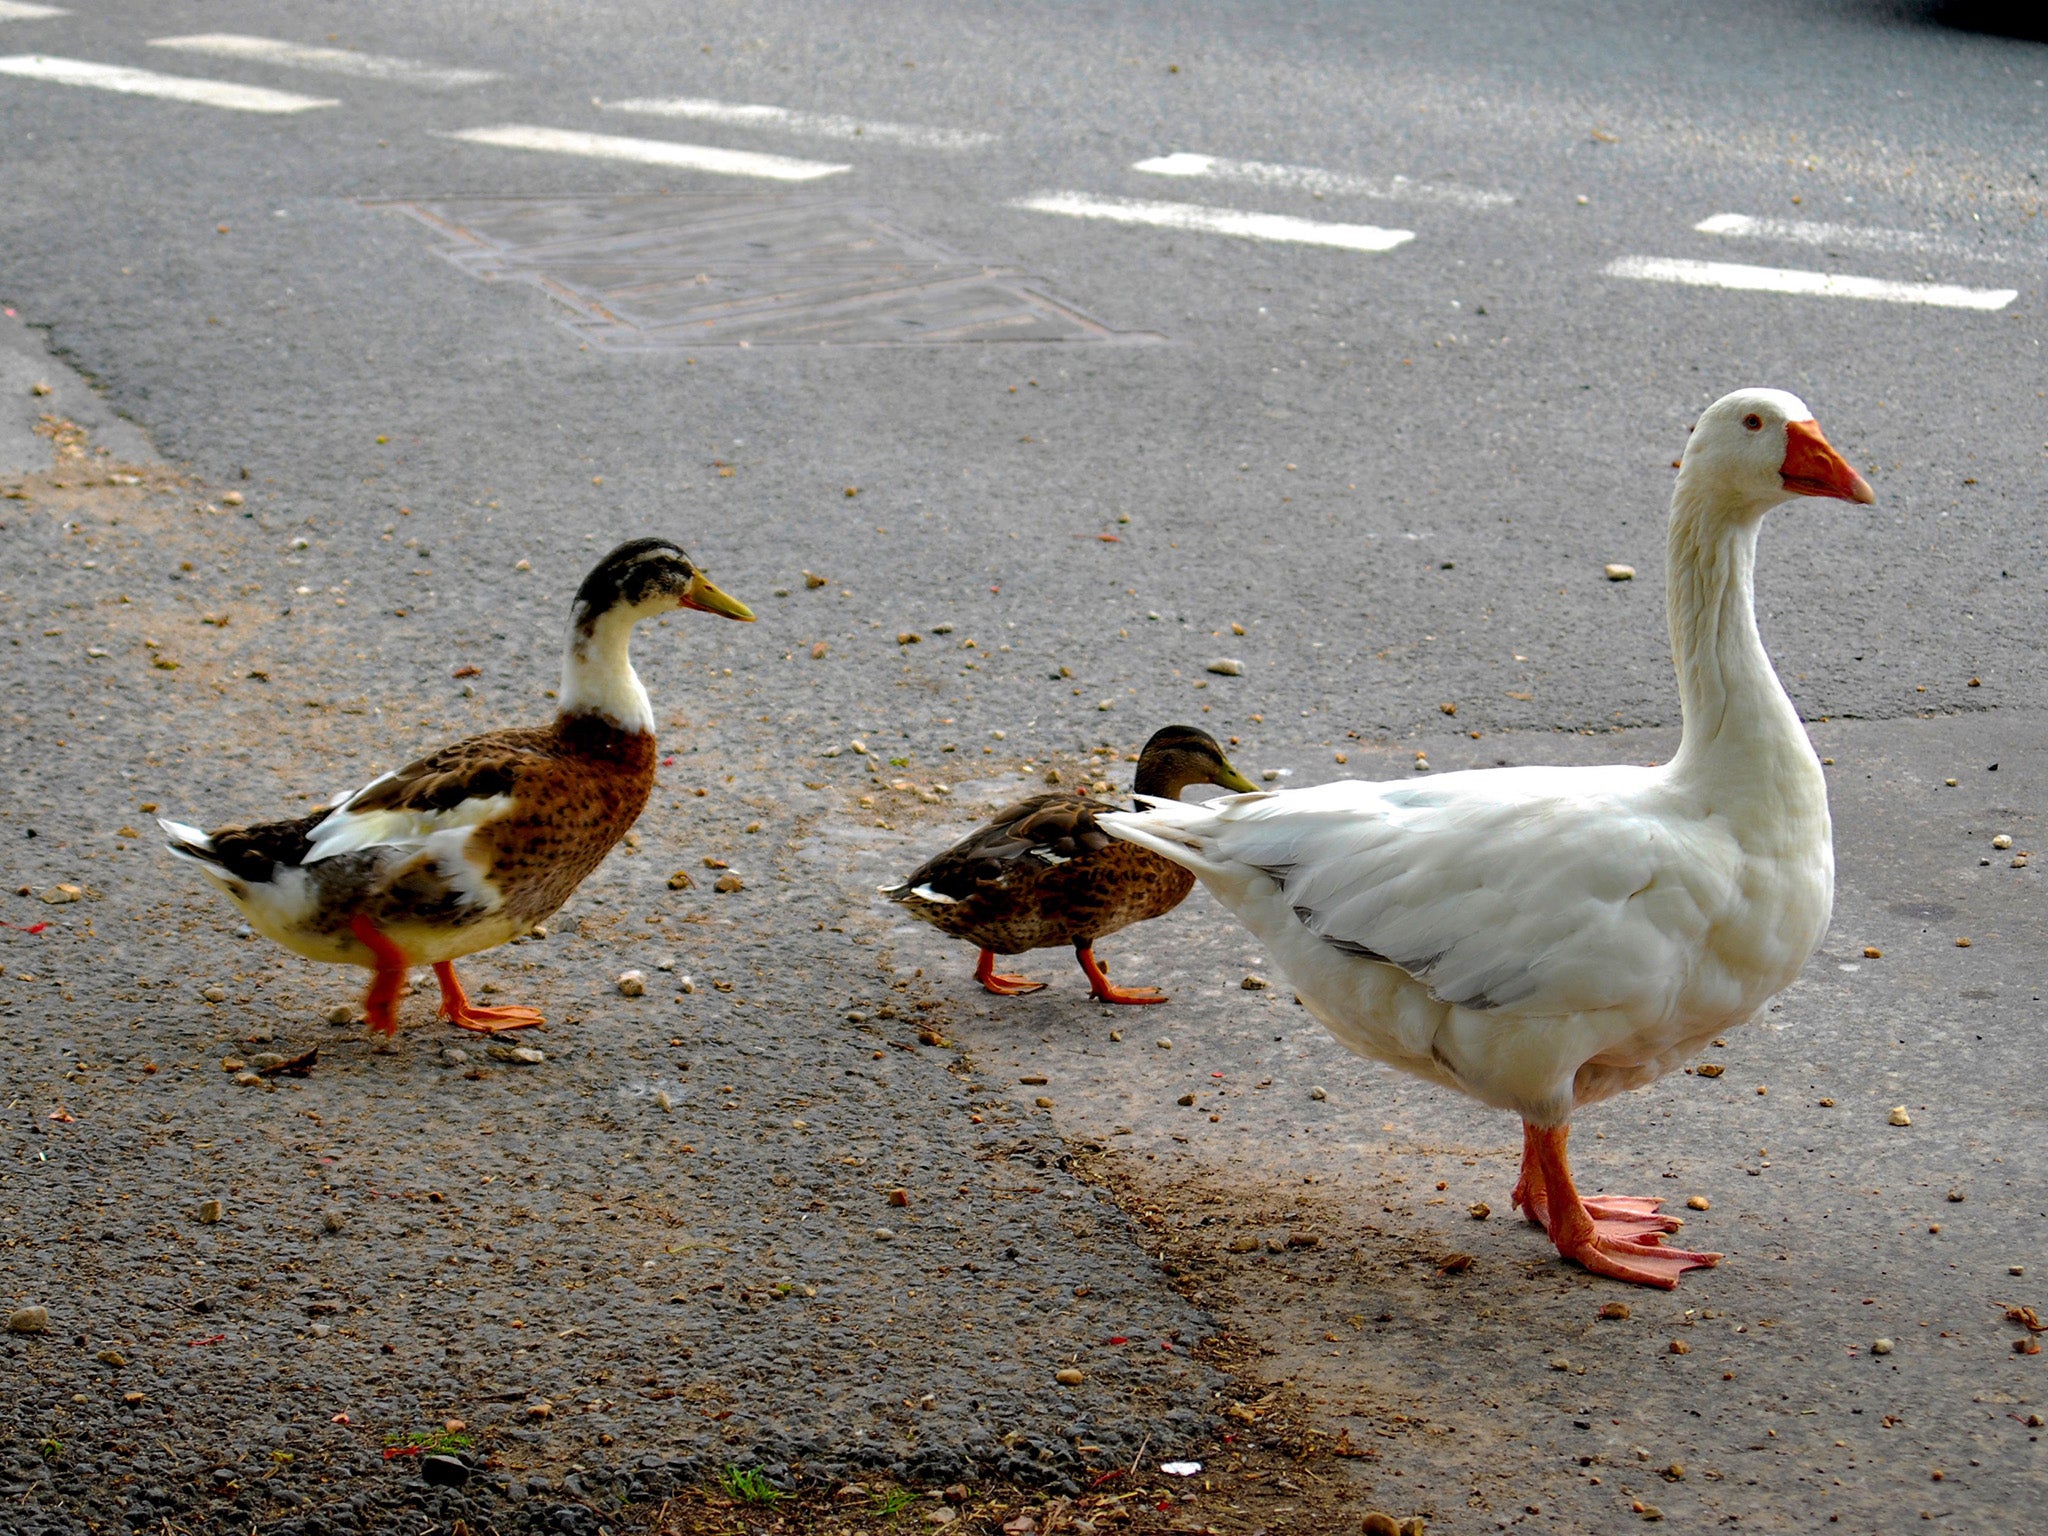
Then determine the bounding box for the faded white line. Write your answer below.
[150,33,500,89]
[444,125,847,181]
[603,95,993,151]
[0,54,336,112]
[1133,151,1511,210]
[1606,255,2016,311]
[1693,211,2027,265]
[1013,191,1413,253]
[0,3,68,21]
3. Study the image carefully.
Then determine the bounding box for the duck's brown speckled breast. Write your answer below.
[937,841,1196,956]
[472,717,656,926]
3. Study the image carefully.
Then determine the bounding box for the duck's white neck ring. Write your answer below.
[559,604,654,734]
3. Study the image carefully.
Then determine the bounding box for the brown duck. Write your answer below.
[882,726,1257,1003]
[160,538,753,1036]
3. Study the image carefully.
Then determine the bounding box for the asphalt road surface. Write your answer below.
[1,2,2043,1533]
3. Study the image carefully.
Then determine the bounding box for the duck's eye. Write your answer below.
[1742,413,1763,431]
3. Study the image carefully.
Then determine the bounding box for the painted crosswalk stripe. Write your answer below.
[1013,192,1413,253]
[150,34,500,88]
[603,95,993,150]
[1133,151,1511,210]
[1693,211,2010,263]
[1605,256,2016,311]
[445,124,848,181]
[0,54,336,112]
[0,3,68,21]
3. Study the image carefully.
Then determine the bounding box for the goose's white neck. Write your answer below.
[1663,475,1817,797]
[559,605,654,734]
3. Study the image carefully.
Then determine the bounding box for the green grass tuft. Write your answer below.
[718,1465,785,1505]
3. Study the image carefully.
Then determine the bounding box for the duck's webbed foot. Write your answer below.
[1521,1121,1720,1290]
[433,962,545,1033]
[349,915,409,1037]
[974,948,1047,996]
[1075,944,1168,1005]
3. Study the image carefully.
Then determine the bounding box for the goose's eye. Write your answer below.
[1742,413,1763,431]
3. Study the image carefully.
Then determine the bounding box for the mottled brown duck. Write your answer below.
[882,726,1256,1003]
[161,538,753,1036]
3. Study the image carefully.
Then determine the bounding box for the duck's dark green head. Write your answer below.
[1132,724,1259,799]
[572,538,754,633]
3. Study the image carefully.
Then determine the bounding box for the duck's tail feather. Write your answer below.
[159,819,223,869]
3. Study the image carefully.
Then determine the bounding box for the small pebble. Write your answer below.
[887,1189,910,1207]
[96,1349,125,1368]
[1686,1195,1710,1211]
[1361,1516,1402,1536]
[39,883,81,905]
[322,1209,346,1234]
[1177,1093,1196,1107]
[250,1052,286,1071]
[873,1227,897,1242]
[1155,1037,1172,1049]
[1669,1339,1691,1355]
[7,1305,50,1334]
[714,873,745,893]
[202,985,227,1003]
[1206,658,1245,676]
[654,1090,673,1112]
[666,869,695,890]
[1888,1106,1912,1127]
[198,1199,223,1224]
[1600,1302,1632,1320]
[1309,1085,1327,1101]
[1227,1235,1260,1253]
[234,1072,263,1087]
[1241,973,1269,990]
[1992,833,2013,850]
[1034,1096,1055,1109]
[487,1045,545,1065]
[1605,564,1635,581]
[1054,1367,1084,1386]
[442,1046,468,1066]
[325,1004,354,1025]
[1469,1202,1491,1220]
[617,970,647,997]
[1872,1337,1893,1355]
[1550,1357,1571,1371]
[220,1058,245,1073]
[1954,936,1972,948]
[1863,946,1882,959]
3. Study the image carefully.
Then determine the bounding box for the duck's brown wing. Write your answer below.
[303,727,557,861]
[887,792,1118,902]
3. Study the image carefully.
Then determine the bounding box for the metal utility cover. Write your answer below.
[377,193,1158,348]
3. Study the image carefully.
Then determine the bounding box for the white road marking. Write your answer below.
[1013,191,1414,253]
[0,3,68,20]
[149,33,500,89]
[1605,255,2017,311]
[445,124,848,181]
[602,95,993,150]
[1133,151,1512,210]
[1693,211,2025,265]
[0,54,337,112]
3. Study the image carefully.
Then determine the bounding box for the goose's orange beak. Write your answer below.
[1782,419,1875,504]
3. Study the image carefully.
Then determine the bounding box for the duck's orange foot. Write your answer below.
[1075,944,1169,1006]
[1520,1188,1683,1239]
[974,949,1047,997]
[350,914,409,1037]
[1559,1228,1721,1289]
[444,1002,546,1034]
[433,962,545,1033]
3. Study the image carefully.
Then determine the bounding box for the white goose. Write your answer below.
[1101,388,1872,1287]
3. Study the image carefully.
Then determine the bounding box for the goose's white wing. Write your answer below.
[1104,765,1738,1020]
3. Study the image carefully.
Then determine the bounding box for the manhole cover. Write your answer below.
[375,193,1160,348]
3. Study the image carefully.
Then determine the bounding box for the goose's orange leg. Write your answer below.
[1075,943,1167,1005]
[349,915,409,1038]
[1513,1121,1681,1234]
[433,962,545,1034]
[1522,1122,1719,1289]
[974,948,1046,997]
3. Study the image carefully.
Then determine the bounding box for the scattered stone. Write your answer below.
[325,1003,355,1025]
[219,1058,245,1073]
[1227,1235,1260,1253]
[198,1199,223,1225]
[1605,564,1636,581]
[897,632,921,646]
[804,571,829,589]
[234,1072,263,1087]
[654,1090,673,1112]
[1550,1357,1571,1371]
[1947,1189,1965,1202]
[1992,834,2013,850]
[1954,936,1972,948]
[1097,698,1114,711]
[1363,1515,1403,1536]
[322,1209,346,1234]
[39,883,81,905]
[943,1485,970,1506]
[1177,1093,1197,1107]
[123,1391,145,1405]
[666,869,695,890]
[1020,1074,1048,1085]
[201,985,228,1003]
[525,1401,552,1419]
[926,1510,957,1528]
[1155,1037,1172,1049]
[1695,1062,1725,1078]
[97,1348,126,1367]
[1872,1338,1894,1355]
[1686,1195,1710,1211]
[8,1306,49,1334]
[1241,973,1269,990]
[873,1228,897,1242]
[617,970,647,997]
[1669,1339,1691,1355]
[1205,658,1245,676]
[443,1047,469,1066]
[1469,1202,1492,1220]
[714,874,745,893]
[249,1052,287,1071]
[1600,1302,1632,1321]
[421,1455,471,1488]
[1888,1106,1912,1127]
[1309,1085,1327,1101]
[487,1045,545,1065]
[1863,946,1882,959]
[1034,1096,1054,1109]
[888,1188,910,1207]
[1055,1367,1084,1386]
[1286,1232,1320,1249]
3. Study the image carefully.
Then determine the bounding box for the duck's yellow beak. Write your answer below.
[1212,758,1260,794]
[679,572,755,622]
